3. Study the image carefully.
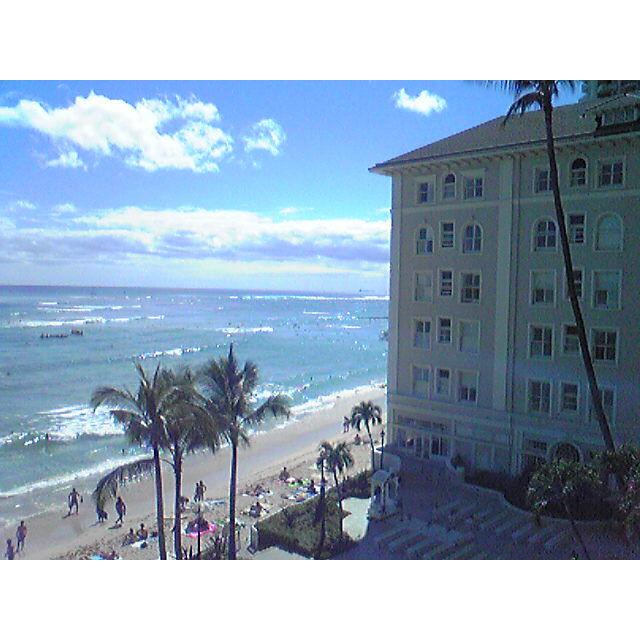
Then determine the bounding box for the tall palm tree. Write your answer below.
[161,367,220,559]
[491,81,617,460]
[350,400,382,471]
[199,344,291,559]
[528,459,602,559]
[320,440,354,540]
[315,444,329,558]
[91,362,180,560]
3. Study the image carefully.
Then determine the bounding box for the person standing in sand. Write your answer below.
[5,539,15,560]
[115,496,126,525]
[16,521,27,552]
[67,487,81,515]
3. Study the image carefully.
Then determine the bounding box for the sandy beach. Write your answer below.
[1,385,385,560]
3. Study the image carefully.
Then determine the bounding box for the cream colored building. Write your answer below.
[371,95,640,474]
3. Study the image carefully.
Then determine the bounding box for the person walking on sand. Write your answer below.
[5,539,15,560]
[115,497,126,525]
[343,416,350,433]
[68,487,81,515]
[199,480,207,502]
[194,482,202,502]
[16,521,27,553]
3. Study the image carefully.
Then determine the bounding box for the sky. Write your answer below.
[0,81,579,294]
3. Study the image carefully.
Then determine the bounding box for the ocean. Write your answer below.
[0,285,388,525]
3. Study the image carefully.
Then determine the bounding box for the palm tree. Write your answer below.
[199,344,291,559]
[350,400,382,471]
[91,362,180,560]
[491,81,617,461]
[527,459,602,559]
[315,444,329,558]
[320,440,354,540]
[161,367,220,559]
[93,457,156,514]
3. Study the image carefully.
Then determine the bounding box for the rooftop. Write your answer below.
[370,96,640,174]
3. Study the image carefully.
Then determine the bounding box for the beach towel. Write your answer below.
[185,522,217,538]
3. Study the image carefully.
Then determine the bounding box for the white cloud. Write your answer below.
[243,118,286,155]
[7,200,36,211]
[46,150,86,169]
[278,206,314,215]
[392,88,447,116]
[53,202,77,214]
[0,93,233,173]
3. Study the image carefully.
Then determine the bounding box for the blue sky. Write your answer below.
[0,81,578,293]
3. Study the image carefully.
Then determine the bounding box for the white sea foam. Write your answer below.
[137,346,205,360]
[3,315,164,329]
[214,326,273,334]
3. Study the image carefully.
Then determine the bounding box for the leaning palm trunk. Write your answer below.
[228,437,238,560]
[541,95,616,457]
[563,499,590,559]
[173,447,183,560]
[152,444,167,560]
[365,422,375,472]
[316,466,327,558]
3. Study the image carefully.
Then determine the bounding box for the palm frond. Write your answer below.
[90,386,137,412]
[245,393,291,426]
[92,457,155,508]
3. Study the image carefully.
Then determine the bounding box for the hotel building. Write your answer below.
[371,88,640,474]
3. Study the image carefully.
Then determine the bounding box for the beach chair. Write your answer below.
[387,530,425,554]
[406,537,442,559]
[431,498,466,520]
[424,534,475,560]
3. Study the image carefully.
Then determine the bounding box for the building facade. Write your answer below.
[371,94,640,475]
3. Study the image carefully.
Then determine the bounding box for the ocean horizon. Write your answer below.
[0,284,388,525]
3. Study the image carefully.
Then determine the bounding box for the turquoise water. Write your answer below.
[0,285,387,522]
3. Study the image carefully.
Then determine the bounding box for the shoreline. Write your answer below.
[1,384,386,559]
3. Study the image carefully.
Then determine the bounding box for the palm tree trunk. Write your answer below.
[316,466,326,558]
[228,439,238,560]
[366,422,375,471]
[333,470,344,540]
[152,444,167,560]
[563,500,590,559]
[542,96,617,460]
[173,448,182,560]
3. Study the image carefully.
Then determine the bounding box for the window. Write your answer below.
[564,269,583,300]
[441,222,455,248]
[412,366,430,398]
[413,319,431,350]
[463,176,483,199]
[601,106,637,126]
[435,368,451,396]
[534,167,551,193]
[568,214,585,244]
[462,224,482,253]
[589,387,615,425]
[563,325,579,355]
[443,173,456,199]
[595,215,623,251]
[529,325,553,358]
[531,270,555,305]
[416,226,434,255]
[598,161,624,187]
[533,218,557,250]
[458,371,478,403]
[570,158,587,187]
[459,320,480,353]
[437,317,452,344]
[431,435,450,457]
[528,380,551,414]
[418,181,434,203]
[414,272,433,302]
[592,329,617,362]
[460,272,481,304]
[439,270,453,297]
[560,382,579,413]
[593,271,620,310]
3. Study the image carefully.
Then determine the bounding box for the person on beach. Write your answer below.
[279,467,289,481]
[137,523,148,541]
[68,487,81,515]
[16,521,27,553]
[115,497,126,525]
[5,539,15,560]
[343,416,350,433]
[354,433,361,446]
[96,504,108,523]
[199,480,207,501]
[123,528,136,545]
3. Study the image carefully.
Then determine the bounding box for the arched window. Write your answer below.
[595,214,623,251]
[416,226,434,254]
[533,218,557,251]
[570,158,587,187]
[443,173,456,199]
[462,223,482,253]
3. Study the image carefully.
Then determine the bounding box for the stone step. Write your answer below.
[543,528,572,551]
[426,534,475,560]
[446,542,480,560]
[388,531,426,554]
[447,503,479,525]
[406,537,441,560]
[478,509,513,531]
[376,524,411,549]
